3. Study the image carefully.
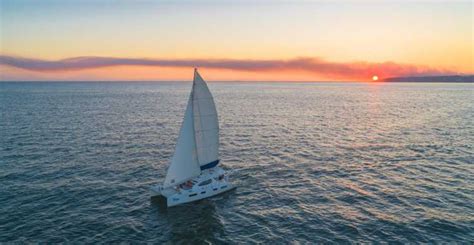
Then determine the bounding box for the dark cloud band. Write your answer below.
[0,55,455,78]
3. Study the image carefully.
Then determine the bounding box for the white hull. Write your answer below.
[151,166,235,207]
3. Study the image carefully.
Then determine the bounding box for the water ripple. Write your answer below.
[1,82,473,242]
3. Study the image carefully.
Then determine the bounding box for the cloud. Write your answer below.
[0,55,457,79]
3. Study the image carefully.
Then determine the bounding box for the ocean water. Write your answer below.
[0,82,473,243]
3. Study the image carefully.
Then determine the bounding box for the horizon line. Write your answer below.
[1,75,472,84]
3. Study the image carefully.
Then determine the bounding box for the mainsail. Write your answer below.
[163,69,219,188]
[192,69,220,169]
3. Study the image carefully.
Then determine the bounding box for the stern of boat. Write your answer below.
[150,184,164,197]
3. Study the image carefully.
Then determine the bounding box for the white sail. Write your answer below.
[163,95,201,188]
[192,69,219,168]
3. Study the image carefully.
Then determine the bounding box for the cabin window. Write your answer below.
[221,185,227,189]
[198,179,212,186]
[189,193,197,197]
[201,191,206,194]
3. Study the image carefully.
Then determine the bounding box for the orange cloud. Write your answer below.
[0,55,462,81]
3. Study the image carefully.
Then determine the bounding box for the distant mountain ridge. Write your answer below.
[383,75,473,83]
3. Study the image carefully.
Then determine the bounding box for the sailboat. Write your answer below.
[151,68,235,207]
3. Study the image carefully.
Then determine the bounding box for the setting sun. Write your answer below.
[372,75,379,81]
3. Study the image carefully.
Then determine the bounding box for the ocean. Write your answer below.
[0,82,473,243]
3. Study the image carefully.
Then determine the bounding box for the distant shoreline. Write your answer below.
[383,75,473,83]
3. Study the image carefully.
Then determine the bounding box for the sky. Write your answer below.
[0,0,472,81]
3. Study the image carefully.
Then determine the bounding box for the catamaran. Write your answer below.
[151,68,235,207]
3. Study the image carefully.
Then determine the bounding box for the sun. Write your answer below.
[372,75,379,81]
